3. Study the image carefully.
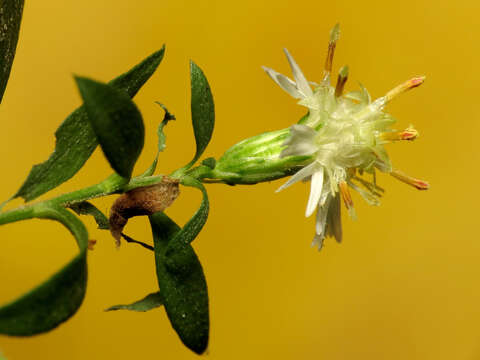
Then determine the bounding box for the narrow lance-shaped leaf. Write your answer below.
[120,233,154,251]
[201,157,216,169]
[149,211,209,355]
[14,47,165,201]
[165,176,209,265]
[0,206,88,335]
[141,102,175,177]
[105,292,163,312]
[69,201,109,230]
[75,77,145,179]
[0,0,24,103]
[155,102,175,154]
[183,61,215,170]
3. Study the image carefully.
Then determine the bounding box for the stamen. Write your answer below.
[323,23,340,83]
[348,181,380,206]
[384,76,426,103]
[352,176,384,197]
[335,65,349,97]
[390,169,429,190]
[339,181,357,219]
[379,127,419,141]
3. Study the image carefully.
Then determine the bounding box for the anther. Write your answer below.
[323,23,340,82]
[335,65,349,97]
[384,76,426,103]
[379,127,419,141]
[339,181,357,219]
[390,169,429,190]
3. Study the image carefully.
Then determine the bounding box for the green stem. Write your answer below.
[0,205,36,226]
[184,165,213,180]
[0,173,168,226]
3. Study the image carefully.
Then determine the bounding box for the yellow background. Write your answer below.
[0,0,479,359]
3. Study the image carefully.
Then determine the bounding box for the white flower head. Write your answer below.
[264,24,429,250]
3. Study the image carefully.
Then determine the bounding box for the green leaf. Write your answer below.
[149,212,209,355]
[140,157,159,178]
[0,206,88,335]
[0,0,24,103]
[75,77,145,179]
[184,61,215,170]
[141,102,175,177]
[14,47,165,201]
[121,233,153,251]
[201,157,216,169]
[69,201,109,230]
[155,102,175,154]
[105,292,163,312]
[166,176,208,257]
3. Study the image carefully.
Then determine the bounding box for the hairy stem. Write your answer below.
[0,173,169,226]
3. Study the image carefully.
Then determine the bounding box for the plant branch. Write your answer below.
[0,173,169,227]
